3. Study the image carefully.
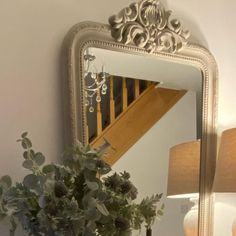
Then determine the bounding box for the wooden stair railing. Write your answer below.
[86,76,186,166]
[87,76,148,142]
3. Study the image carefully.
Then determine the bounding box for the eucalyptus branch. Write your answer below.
[0,133,164,236]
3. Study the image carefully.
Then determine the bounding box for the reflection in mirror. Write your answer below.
[83,47,202,235]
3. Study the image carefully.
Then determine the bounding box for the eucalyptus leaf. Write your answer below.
[96,192,108,202]
[157,210,164,216]
[85,208,101,221]
[21,132,28,138]
[38,195,46,208]
[23,137,32,148]
[83,226,96,236]
[86,180,99,191]
[34,152,45,166]
[84,159,96,171]
[86,150,98,155]
[23,151,30,160]
[0,175,12,189]
[98,164,111,175]
[87,196,97,208]
[22,159,34,169]
[83,169,97,181]
[21,140,28,149]
[23,149,35,160]
[54,181,68,198]
[23,174,39,189]
[96,203,109,216]
[96,139,111,157]
[42,164,55,174]
[21,137,33,150]
[44,179,56,194]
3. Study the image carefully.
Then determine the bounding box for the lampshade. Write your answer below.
[213,128,236,192]
[167,140,200,198]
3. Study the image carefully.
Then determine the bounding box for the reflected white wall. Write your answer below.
[113,91,197,235]
[214,194,236,236]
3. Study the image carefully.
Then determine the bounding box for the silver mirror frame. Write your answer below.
[62,20,218,236]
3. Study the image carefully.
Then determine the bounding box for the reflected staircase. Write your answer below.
[86,76,186,166]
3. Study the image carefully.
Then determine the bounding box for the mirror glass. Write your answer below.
[83,46,202,235]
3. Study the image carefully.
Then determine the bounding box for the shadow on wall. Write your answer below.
[164,1,209,48]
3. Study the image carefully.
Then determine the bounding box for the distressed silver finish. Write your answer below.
[109,0,190,53]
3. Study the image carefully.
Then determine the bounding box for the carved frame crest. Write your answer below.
[109,0,190,53]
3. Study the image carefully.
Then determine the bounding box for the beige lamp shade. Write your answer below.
[213,128,236,192]
[167,140,200,198]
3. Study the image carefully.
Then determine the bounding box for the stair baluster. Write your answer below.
[109,76,115,123]
[122,77,128,110]
[134,79,140,98]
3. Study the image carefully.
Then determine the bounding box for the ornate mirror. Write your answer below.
[62,0,218,235]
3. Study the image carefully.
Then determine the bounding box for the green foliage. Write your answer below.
[0,134,164,236]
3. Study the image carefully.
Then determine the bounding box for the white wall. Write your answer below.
[113,91,197,236]
[0,0,236,235]
[91,47,202,92]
